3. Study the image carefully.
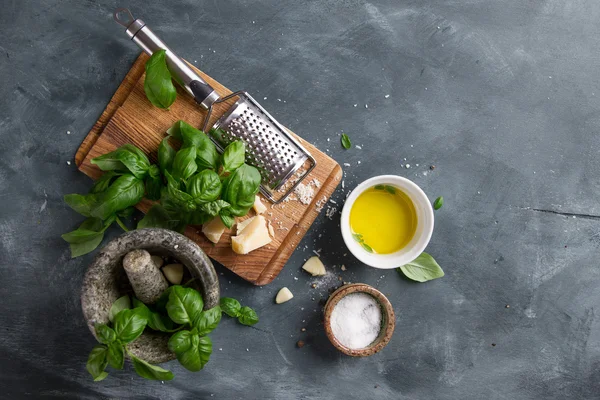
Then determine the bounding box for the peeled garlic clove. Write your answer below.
[302,256,326,276]
[275,287,294,304]
[151,255,164,269]
[162,263,184,285]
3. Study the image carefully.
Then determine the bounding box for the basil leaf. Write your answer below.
[341,133,351,149]
[360,242,374,253]
[374,184,385,191]
[137,204,179,230]
[144,49,176,109]
[113,309,147,343]
[95,324,116,344]
[90,175,145,220]
[220,297,241,318]
[91,144,151,179]
[433,196,444,210]
[172,146,197,182]
[132,297,175,332]
[130,354,174,381]
[168,330,193,354]
[166,286,203,326]
[176,335,212,372]
[221,164,261,216]
[63,216,115,258]
[117,207,135,218]
[158,136,176,174]
[61,217,103,244]
[397,252,444,282]
[384,185,396,195]
[238,306,259,326]
[109,295,131,322]
[107,342,124,370]
[168,121,218,170]
[189,210,211,226]
[199,200,230,217]
[222,141,245,172]
[187,170,221,203]
[219,210,235,229]
[64,193,98,217]
[86,345,108,381]
[164,171,195,211]
[145,165,162,201]
[90,171,119,194]
[193,306,221,335]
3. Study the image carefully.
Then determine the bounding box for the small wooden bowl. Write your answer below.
[324,283,395,357]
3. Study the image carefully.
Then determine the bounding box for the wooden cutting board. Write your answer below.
[75,53,342,285]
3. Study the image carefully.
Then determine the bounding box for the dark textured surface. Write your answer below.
[1,1,599,399]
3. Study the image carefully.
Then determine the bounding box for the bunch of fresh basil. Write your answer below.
[87,286,258,381]
[138,120,261,232]
[63,120,261,257]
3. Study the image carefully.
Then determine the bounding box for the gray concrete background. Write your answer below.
[1,0,599,399]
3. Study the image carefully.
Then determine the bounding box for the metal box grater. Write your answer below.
[115,8,316,203]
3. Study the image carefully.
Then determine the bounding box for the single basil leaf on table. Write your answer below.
[108,295,131,322]
[220,163,261,216]
[86,345,109,382]
[90,171,119,194]
[90,175,145,220]
[158,136,176,174]
[193,306,222,335]
[176,334,212,372]
[168,329,193,354]
[171,146,197,182]
[132,297,175,332]
[397,252,444,282]
[144,49,177,109]
[95,324,116,344]
[145,164,162,201]
[107,342,124,370]
[166,285,204,326]
[238,306,259,326]
[138,204,179,230]
[219,210,235,229]
[433,196,444,210]
[113,308,147,343]
[199,200,230,217]
[64,193,98,217]
[221,141,246,172]
[91,144,151,179]
[341,133,351,149]
[220,297,241,317]
[187,169,221,203]
[130,353,174,381]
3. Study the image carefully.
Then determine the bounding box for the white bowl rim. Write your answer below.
[340,175,434,269]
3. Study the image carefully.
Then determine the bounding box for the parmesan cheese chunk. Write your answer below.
[202,217,227,244]
[275,287,294,304]
[253,195,267,214]
[302,256,326,276]
[231,215,272,254]
[236,217,256,235]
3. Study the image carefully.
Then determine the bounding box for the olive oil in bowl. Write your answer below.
[349,185,417,254]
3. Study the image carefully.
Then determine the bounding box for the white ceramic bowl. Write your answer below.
[340,175,434,269]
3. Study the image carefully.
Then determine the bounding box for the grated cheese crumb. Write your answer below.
[343,163,351,167]
[294,183,315,205]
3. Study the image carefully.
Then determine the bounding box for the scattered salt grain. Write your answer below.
[330,293,382,349]
[341,265,347,271]
[341,180,345,189]
[174,245,179,249]
[329,199,337,204]
[365,104,368,109]
[357,161,361,165]
[66,130,71,135]
[343,163,351,167]
[66,161,71,165]
[405,164,410,168]
[384,94,390,98]
[353,104,357,107]
[264,97,267,100]
[356,145,362,150]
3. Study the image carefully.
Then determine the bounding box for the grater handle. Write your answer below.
[113,8,220,110]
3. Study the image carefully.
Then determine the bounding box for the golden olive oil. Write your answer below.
[349,185,417,254]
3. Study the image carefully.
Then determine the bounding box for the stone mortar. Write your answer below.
[80,228,220,363]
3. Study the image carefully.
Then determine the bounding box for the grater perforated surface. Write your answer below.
[211,92,311,191]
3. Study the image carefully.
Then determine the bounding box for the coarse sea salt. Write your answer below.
[330,293,382,349]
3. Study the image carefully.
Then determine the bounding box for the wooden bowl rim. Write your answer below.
[323,283,395,357]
